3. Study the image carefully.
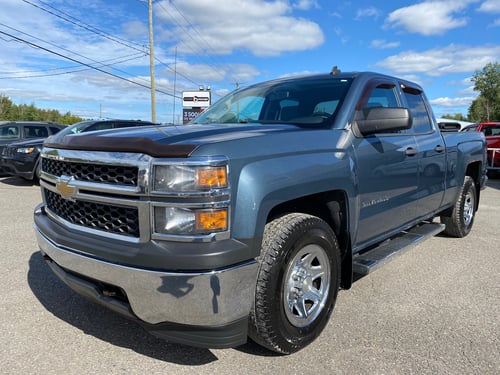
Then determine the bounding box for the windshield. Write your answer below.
[57,121,96,136]
[191,76,353,127]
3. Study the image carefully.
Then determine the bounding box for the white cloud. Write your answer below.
[370,39,400,49]
[478,0,500,12]
[430,96,476,107]
[356,7,382,20]
[459,85,477,95]
[122,21,149,38]
[164,61,260,85]
[154,0,324,57]
[385,1,476,36]
[292,0,320,11]
[376,45,500,76]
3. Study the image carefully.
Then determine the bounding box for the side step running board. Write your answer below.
[352,222,445,276]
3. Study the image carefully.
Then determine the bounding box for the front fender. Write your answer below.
[231,151,354,242]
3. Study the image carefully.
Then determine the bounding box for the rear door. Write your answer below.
[354,80,419,246]
[401,85,446,218]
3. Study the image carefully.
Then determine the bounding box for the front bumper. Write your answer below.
[34,216,258,348]
[0,155,36,179]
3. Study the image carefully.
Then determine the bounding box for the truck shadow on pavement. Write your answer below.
[0,176,38,186]
[27,251,268,363]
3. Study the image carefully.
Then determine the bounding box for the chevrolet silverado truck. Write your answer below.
[34,71,487,354]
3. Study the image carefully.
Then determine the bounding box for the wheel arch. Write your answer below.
[266,190,349,253]
[465,161,482,211]
[266,190,353,290]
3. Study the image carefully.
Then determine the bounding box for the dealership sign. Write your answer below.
[183,108,204,124]
[182,91,211,108]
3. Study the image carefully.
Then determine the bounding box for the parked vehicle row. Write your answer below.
[0,119,157,181]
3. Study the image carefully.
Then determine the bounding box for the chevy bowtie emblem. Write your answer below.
[56,176,76,200]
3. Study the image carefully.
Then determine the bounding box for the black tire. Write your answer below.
[248,213,341,354]
[440,176,477,237]
[34,159,41,182]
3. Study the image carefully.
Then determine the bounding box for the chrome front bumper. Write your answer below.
[34,225,258,327]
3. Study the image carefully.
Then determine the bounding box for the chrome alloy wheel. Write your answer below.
[283,244,331,328]
[463,190,475,226]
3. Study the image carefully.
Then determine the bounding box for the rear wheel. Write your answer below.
[248,213,340,354]
[440,176,476,237]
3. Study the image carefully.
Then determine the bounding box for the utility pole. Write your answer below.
[148,0,156,123]
[173,46,177,125]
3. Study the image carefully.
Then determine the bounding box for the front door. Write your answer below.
[352,81,419,246]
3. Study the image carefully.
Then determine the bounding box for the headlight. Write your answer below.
[16,147,35,154]
[152,159,230,237]
[154,206,228,235]
[154,164,227,192]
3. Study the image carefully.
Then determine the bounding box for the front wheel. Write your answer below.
[248,213,341,354]
[34,159,41,182]
[440,176,477,237]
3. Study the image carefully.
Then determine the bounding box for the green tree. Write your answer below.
[468,97,487,122]
[0,94,83,124]
[0,95,13,119]
[470,62,500,121]
[441,113,467,121]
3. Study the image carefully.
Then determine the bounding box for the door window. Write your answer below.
[24,125,48,138]
[355,84,401,134]
[402,87,433,134]
[0,125,19,140]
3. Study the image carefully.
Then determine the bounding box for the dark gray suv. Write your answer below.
[0,121,65,174]
[1,119,156,181]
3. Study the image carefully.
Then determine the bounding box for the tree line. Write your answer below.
[0,95,83,125]
[442,62,500,123]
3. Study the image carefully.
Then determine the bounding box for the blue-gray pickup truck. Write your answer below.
[34,71,487,354]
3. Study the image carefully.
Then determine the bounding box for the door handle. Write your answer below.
[434,145,445,153]
[405,147,418,156]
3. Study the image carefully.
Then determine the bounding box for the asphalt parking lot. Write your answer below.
[0,175,499,374]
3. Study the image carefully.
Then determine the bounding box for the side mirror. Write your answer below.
[356,107,412,136]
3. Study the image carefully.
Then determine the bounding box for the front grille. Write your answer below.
[45,189,140,237]
[42,158,138,186]
[3,147,15,157]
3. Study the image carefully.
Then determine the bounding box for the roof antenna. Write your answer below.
[330,66,341,75]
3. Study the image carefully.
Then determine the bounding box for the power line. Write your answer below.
[0,53,147,80]
[0,51,145,75]
[133,0,199,85]
[23,0,148,53]
[154,1,224,79]
[23,0,202,90]
[0,22,179,96]
[0,29,180,98]
[154,0,243,98]
[1,22,145,80]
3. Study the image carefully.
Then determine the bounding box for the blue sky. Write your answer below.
[1,0,499,123]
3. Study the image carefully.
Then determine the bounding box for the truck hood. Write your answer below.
[43,123,312,158]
